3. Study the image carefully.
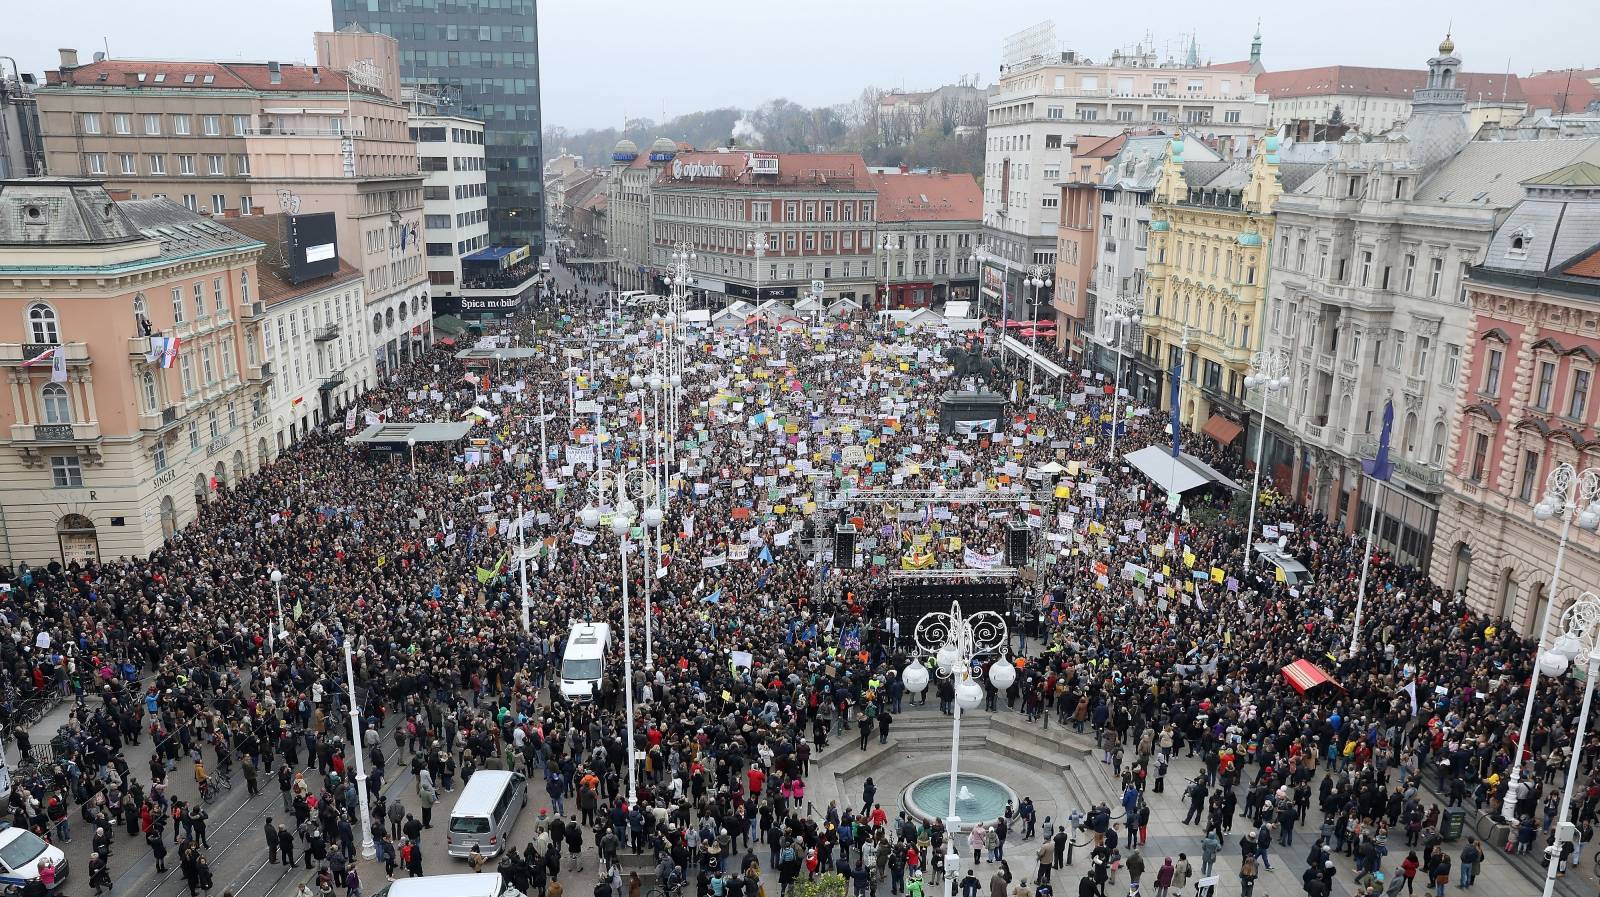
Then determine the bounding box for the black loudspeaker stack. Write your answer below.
[1005,522,1031,567]
[834,525,857,568]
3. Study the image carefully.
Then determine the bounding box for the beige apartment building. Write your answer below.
[0,178,267,564]
[35,25,428,389]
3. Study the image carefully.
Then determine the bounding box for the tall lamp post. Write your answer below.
[269,568,284,657]
[881,235,896,315]
[747,232,767,308]
[342,638,378,858]
[1241,347,1291,573]
[899,602,1013,897]
[578,465,662,807]
[1023,264,1052,391]
[1100,295,1141,462]
[1502,463,1600,822]
[1541,594,1600,895]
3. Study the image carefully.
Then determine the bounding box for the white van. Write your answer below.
[377,873,525,897]
[447,770,527,858]
[558,622,611,703]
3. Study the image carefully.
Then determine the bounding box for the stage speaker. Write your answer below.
[1005,522,1031,567]
[834,525,857,568]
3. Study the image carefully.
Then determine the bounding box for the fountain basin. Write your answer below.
[901,773,1018,832]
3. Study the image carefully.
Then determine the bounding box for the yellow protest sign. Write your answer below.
[1054,484,1072,499]
[804,502,817,513]
[1275,566,1287,583]
[1162,565,1171,577]
[775,504,787,515]
[1183,551,1196,568]
[1210,567,1224,583]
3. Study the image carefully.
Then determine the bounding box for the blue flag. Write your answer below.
[1169,355,1184,458]
[701,588,722,604]
[758,545,773,564]
[1363,399,1395,481]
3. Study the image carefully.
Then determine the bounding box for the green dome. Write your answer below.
[1150,220,1170,232]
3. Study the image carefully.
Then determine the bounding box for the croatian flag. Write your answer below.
[1168,354,1183,458]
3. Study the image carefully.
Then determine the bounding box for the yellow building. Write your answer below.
[1141,136,1319,447]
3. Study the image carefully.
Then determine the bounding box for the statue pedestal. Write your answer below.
[939,390,1007,434]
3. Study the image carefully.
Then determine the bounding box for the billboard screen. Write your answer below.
[287,212,339,284]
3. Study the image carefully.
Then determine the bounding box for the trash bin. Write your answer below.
[1443,807,1467,842]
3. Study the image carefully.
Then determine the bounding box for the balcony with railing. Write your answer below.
[246,360,275,382]
[0,341,91,367]
[314,323,340,342]
[10,421,101,442]
[1357,440,1446,489]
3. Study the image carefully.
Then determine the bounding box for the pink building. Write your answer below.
[1433,161,1600,634]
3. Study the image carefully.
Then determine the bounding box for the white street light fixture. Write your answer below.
[1242,346,1293,577]
[1542,594,1600,897]
[899,601,1008,897]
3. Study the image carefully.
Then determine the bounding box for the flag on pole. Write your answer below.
[292,596,303,621]
[1400,679,1418,716]
[50,350,67,383]
[1363,399,1395,482]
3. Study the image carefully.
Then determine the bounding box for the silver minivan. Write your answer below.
[377,872,525,897]
[447,770,527,858]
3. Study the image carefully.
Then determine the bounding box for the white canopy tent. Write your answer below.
[999,335,1068,378]
[1123,445,1244,494]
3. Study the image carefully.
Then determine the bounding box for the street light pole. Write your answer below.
[342,639,377,859]
[1242,347,1291,574]
[1502,463,1600,821]
[1024,264,1052,393]
[1541,595,1600,896]
[1102,299,1140,463]
[899,601,1012,897]
[269,569,283,658]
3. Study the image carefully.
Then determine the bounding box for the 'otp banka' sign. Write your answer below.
[671,159,725,180]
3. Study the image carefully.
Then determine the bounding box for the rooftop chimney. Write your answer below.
[311,66,321,85]
[268,61,281,85]
[58,48,79,69]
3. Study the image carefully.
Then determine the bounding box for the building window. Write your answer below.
[1412,336,1430,377]
[1570,369,1591,420]
[80,112,101,134]
[1402,254,1416,292]
[208,154,224,176]
[240,271,250,304]
[50,455,83,488]
[86,153,106,175]
[27,303,59,344]
[143,371,159,410]
[202,114,221,136]
[171,287,185,323]
[143,114,162,136]
[1427,257,1443,298]
[153,440,167,473]
[240,196,253,215]
[182,194,198,212]
[172,115,191,136]
[1441,344,1460,388]
[1359,251,1372,287]
[208,409,220,439]
[1519,450,1542,502]
[112,113,130,135]
[1223,110,1241,124]
[1045,134,1062,149]
[202,346,216,383]
[1483,348,1502,396]
[232,115,249,136]
[1536,361,1556,410]
[119,153,137,174]
[148,154,166,175]
[180,355,195,395]
[1470,433,1489,483]
[211,194,226,215]
[194,282,207,318]
[40,383,70,424]
[188,420,199,450]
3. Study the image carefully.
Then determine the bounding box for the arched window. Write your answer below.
[27,303,59,344]
[412,295,422,316]
[1431,421,1447,465]
[40,382,70,424]
[1403,411,1419,453]
[1206,302,1215,332]
[142,371,158,410]
[372,313,382,334]
[398,301,408,321]
[385,308,395,328]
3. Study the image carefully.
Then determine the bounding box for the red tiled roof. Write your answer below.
[1564,245,1600,280]
[868,171,981,223]
[46,59,361,94]
[1520,72,1600,113]
[1256,66,1524,103]
[1203,61,1255,73]
[1074,133,1127,160]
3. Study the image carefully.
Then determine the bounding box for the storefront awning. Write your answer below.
[1202,414,1243,445]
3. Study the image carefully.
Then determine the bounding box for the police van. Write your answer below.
[0,823,67,890]
[558,622,612,703]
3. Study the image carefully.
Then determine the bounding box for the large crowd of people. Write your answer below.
[0,263,1595,897]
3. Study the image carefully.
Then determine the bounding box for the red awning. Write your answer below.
[1281,659,1340,695]
[1202,414,1244,445]
[437,337,456,346]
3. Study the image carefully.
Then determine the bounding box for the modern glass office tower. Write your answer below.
[332,0,544,254]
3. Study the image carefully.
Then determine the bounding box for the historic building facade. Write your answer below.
[1432,162,1600,635]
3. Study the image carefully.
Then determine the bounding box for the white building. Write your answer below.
[608,137,678,293]
[980,33,1270,312]
[222,215,372,454]
[409,107,488,307]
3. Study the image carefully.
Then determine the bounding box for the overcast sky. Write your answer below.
[11,0,1594,132]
